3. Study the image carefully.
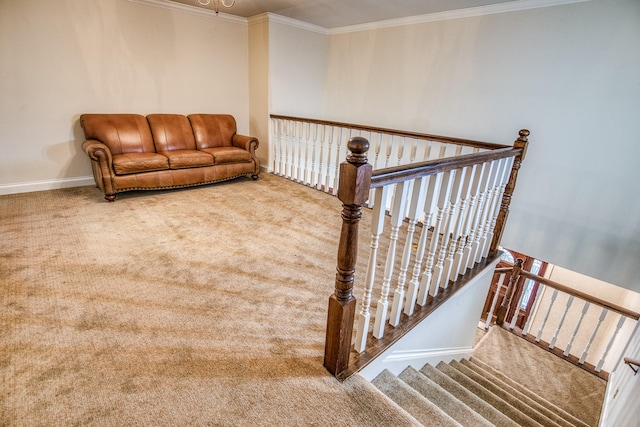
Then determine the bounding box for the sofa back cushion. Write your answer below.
[147,114,197,152]
[188,114,236,149]
[80,114,155,155]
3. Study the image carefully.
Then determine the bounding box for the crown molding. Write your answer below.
[328,0,592,35]
[128,0,248,25]
[248,13,328,35]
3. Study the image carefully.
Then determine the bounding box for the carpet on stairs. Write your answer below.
[372,356,596,427]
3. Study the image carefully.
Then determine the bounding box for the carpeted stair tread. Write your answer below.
[397,366,494,427]
[372,370,462,426]
[419,364,519,427]
[436,361,546,427]
[464,358,590,427]
[450,359,566,427]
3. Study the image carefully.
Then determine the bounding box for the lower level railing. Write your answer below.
[487,261,640,379]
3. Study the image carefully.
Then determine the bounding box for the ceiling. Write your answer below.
[170,0,519,29]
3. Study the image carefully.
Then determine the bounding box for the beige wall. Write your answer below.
[322,0,640,291]
[268,19,328,118]
[248,16,270,165]
[0,0,249,188]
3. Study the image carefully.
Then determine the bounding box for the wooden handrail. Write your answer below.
[495,260,640,320]
[269,114,510,150]
[624,357,640,375]
[519,270,640,320]
[370,146,522,189]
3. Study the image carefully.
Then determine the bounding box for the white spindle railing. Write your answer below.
[270,116,485,196]
[487,268,640,375]
[322,128,528,378]
[354,156,511,343]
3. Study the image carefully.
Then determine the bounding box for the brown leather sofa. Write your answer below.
[80,113,259,201]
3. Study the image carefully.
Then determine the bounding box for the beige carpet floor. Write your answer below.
[1,174,421,426]
[472,326,607,426]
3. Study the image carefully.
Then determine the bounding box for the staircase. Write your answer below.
[371,358,591,427]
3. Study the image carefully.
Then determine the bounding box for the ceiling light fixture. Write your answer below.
[197,0,235,14]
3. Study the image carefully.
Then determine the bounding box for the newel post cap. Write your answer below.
[347,136,370,166]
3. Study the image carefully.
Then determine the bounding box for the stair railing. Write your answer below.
[489,262,640,378]
[323,129,529,379]
[269,115,508,196]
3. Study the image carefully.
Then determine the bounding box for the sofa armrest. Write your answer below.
[82,139,114,166]
[82,139,117,198]
[232,134,259,153]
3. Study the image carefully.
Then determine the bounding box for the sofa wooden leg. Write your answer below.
[251,174,259,181]
[105,194,116,202]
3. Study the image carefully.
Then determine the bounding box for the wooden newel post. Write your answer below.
[323,137,372,378]
[489,129,530,256]
[495,258,523,325]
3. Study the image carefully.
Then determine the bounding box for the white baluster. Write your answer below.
[354,186,390,353]
[316,125,326,190]
[485,274,506,330]
[509,281,530,330]
[373,182,409,339]
[481,157,513,258]
[416,174,443,305]
[549,295,574,349]
[405,176,436,315]
[522,283,544,336]
[580,307,608,364]
[284,120,293,179]
[475,159,504,262]
[297,121,305,182]
[442,166,470,286]
[460,163,486,274]
[390,179,426,326]
[367,131,378,208]
[396,136,406,166]
[421,139,433,162]
[303,122,312,185]
[410,138,418,163]
[469,160,496,265]
[429,171,455,293]
[310,123,319,187]
[385,135,393,168]
[423,173,450,298]
[596,315,626,372]
[322,126,334,193]
[331,128,343,194]
[536,288,558,342]
[564,301,590,356]
[451,164,478,281]
[272,118,281,174]
[438,142,447,159]
[293,121,302,182]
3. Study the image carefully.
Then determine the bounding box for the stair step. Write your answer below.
[371,356,597,427]
[464,358,590,427]
[397,366,493,427]
[419,364,519,427]
[437,361,549,427]
[371,370,462,427]
[449,359,565,427]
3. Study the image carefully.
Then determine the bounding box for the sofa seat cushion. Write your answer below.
[113,152,170,175]
[159,150,214,169]
[201,147,252,164]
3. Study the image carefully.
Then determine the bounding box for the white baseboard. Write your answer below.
[0,176,95,196]
[359,346,473,381]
